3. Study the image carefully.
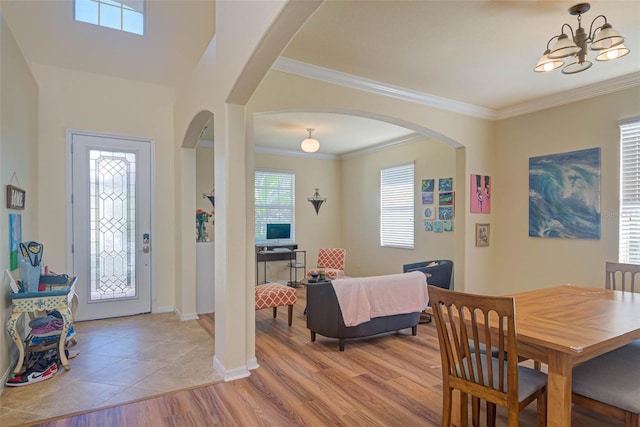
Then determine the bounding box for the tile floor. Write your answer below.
[0,312,221,426]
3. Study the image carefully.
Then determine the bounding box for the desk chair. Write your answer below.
[429,285,547,427]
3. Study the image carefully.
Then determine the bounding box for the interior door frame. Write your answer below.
[65,129,158,315]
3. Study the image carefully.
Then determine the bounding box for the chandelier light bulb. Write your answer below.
[595,44,630,61]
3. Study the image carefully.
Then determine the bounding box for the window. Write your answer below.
[75,0,145,35]
[619,118,640,263]
[255,170,295,243]
[380,162,415,249]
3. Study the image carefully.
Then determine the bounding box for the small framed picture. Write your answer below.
[423,207,435,219]
[476,223,490,247]
[421,179,435,192]
[6,185,26,210]
[422,192,434,204]
[438,206,453,220]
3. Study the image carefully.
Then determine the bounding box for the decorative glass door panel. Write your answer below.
[89,149,137,301]
[71,132,152,321]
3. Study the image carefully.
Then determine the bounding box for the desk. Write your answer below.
[255,244,300,285]
[7,276,77,373]
[511,285,640,427]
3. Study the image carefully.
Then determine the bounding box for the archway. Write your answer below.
[251,107,467,281]
[177,110,214,320]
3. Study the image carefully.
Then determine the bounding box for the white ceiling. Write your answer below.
[3,0,639,155]
[0,0,215,87]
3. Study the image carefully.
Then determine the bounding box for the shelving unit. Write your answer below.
[288,250,306,287]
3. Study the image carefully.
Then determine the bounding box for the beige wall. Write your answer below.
[253,137,456,281]
[0,12,39,380]
[248,70,495,292]
[29,63,178,311]
[254,152,343,282]
[342,138,456,278]
[494,88,640,295]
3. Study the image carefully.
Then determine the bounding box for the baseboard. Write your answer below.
[247,357,259,370]
[213,355,250,382]
[176,311,199,321]
[155,305,175,313]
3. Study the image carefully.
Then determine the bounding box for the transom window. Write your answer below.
[255,170,295,243]
[380,162,415,249]
[75,0,145,35]
[618,118,640,263]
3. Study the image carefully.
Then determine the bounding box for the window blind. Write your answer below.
[619,119,640,263]
[255,170,295,243]
[380,162,415,249]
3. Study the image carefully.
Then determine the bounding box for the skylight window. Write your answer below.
[75,0,145,35]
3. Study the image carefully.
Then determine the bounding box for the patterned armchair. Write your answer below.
[307,248,346,280]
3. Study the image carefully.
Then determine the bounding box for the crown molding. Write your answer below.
[340,133,425,160]
[496,72,640,120]
[272,57,497,120]
[255,145,338,160]
[272,57,640,121]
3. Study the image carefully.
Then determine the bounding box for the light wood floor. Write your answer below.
[19,287,622,427]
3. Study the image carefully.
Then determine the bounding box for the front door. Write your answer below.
[70,131,152,321]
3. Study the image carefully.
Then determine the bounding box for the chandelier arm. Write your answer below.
[587,15,608,40]
[560,23,575,39]
[545,35,561,50]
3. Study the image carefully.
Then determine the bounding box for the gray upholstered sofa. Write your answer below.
[305,280,420,351]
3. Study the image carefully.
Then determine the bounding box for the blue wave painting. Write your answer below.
[529,148,601,239]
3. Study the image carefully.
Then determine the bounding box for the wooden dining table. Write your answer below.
[448,284,640,427]
[507,285,640,426]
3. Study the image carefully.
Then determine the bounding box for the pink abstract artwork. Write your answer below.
[470,174,491,213]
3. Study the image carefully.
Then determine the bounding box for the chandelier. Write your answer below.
[534,3,629,74]
[300,128,320,153]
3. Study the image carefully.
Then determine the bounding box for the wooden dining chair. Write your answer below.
[570,263,640,426]
[428,285,547,427]
[605,261,640,292]
[572,340,640,427]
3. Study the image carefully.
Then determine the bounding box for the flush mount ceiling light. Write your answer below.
[300,128,320,153]
[534,3,629,74]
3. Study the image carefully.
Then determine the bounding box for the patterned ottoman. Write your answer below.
[255,283,297,326]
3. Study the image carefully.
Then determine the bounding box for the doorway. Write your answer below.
[69,131,153,321]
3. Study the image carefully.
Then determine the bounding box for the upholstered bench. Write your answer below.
[255,283,296,326]
[572,340,640,427]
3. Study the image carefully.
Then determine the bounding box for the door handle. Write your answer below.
[141,233,150,253]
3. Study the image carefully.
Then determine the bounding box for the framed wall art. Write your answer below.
[476,223,490,247]
[470,174,491,213]
[529,148,600,239]
[6,185,25,210]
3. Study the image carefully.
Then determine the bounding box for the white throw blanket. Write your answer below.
[331,271,429,327]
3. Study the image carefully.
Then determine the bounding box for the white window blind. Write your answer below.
[619,119,640,263]
[255,170,295,243]
[380,162,415,248]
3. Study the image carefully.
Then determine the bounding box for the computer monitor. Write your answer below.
[266,223,291,241]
